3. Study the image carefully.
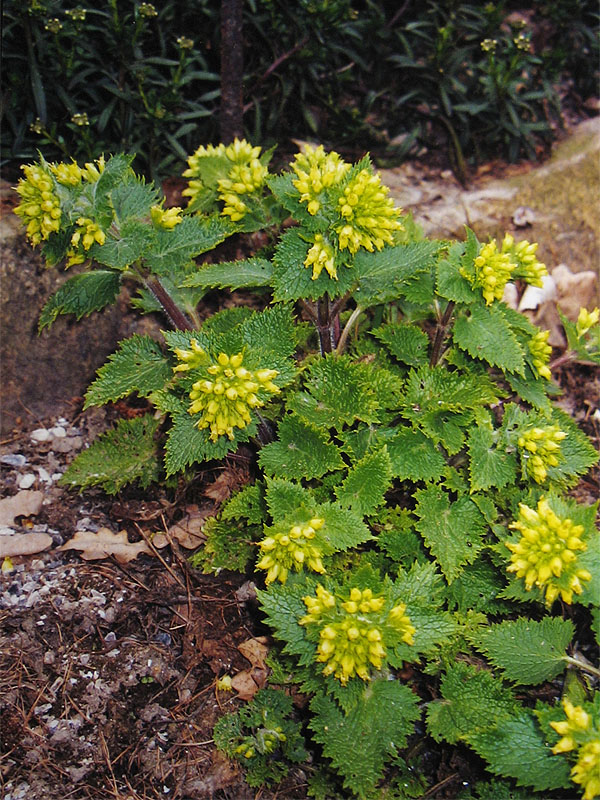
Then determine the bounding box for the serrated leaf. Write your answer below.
[237,304,298,360]
[221,483,266,524]
[38,270,121,331]
[445,557,511,614]
[84,335,172,407]
[467,710,571,792]
[453,304,525,374]
[467,425,517,491]
[258,415,345,480]
[548,406,599,487]
[335,447,392,516]
[59,415,161,494]
[309,681,420,799]
[271,228,356,302]
[436,242,477,303]
[353,241,441,307]
[258,579,317,666]
[426,663,517,744]
[316,504,373,551]
[182,257,274,290]
[265,478,313,522]
[96,219,150,268]
[387,428,447,482]
[371,322,430,366]
[414,487,487,581]
[164,411,254,475]
[471,617,574,685]
[287,354,380,430]
[190,516,257,573]
[145,215,231,274]
[109,179,159,223]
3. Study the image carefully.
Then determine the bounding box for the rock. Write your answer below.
[18,474,36,490]
[1,454,27,467]
[30,429,51,442]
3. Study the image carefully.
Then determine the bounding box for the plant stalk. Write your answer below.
[337,306,364,354]
[430,300,455,366]
[563,655,600,679]
[145,277,194,331]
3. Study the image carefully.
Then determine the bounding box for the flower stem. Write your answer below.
[337,306,364,354]
[430,300,455,367]
[563,655,600,679]
[145,277,194,331]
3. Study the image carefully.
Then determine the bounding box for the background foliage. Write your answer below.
[3,0,598,180]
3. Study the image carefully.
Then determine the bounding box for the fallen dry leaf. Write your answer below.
[152,507,209,549]
[238,636,269,670]
[0,490,44,526]
[204,466,249,503]
[230,667,269,700]
[0,532,53,558]
[58,527,152,564]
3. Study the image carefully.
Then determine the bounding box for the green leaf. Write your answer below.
[414,487,487,581]
[471,617,575,685]
[38,270,121,331]
[426,662,517,744]
[84,335,172,407]
[309,681,421,799]
[258,579,317,666]
[190,516,257,573]
[467,710,571,792]
[182,257,274,290]
[453,303,525,374]
[335,447,392,516]
[265,478,313,522]
[436,242,478,303]
[258,415,345,480]
[272,228,357,302]
[353,241,441,307]
[145,215,231,274]
[95,219,150,268]
[59,415,161,494]
[371,322,430,366]
[445,557,511,614]
[387,428,447,482]
[548,406,599,487]
[221,483,266,524]
[237,304,298,361]
[287,354,380,430]
[164,411,253,475]
[467,425,517,491]
[109,180,159,223]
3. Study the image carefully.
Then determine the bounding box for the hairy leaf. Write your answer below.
[426,662,517,744]
[414,487,487,581]
[453,303,525,374]
[287,354,380,430]
[371,322,430,366]
[145,215,231,274]
[335,447,392,516]
[353,241,441,306]
[258,415,345,480]
[309,681,420,799]
[164,411,254,475]
[84,335,172,407]
[60,415,161,494]
[467,425,517,491]
[221,484,266,524]
[470,617,574,685]
[387,428,447,482]
[38,270,121,331]
[467,710,571,792]
[182,257,274,290]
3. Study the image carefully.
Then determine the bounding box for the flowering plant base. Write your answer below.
[11,140,600,799]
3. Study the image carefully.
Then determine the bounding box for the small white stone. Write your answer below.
[18,474,36,489]
[50,426,67,438]
[36,467,51,483]
[51,473,63,482]
[30,429,51,442]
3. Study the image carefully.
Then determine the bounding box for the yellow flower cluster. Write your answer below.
[14,164,62,246]
[174,344,280,441]
[501,233,547,286]
[304,234,336,280]
[182,138,267,222]
[517,425,566,483]
[577,307,600,337]
[550,698,600,800]
[66,217,106,266]
[300,585,415,685]
[51,155,105,187]
[234,727,287,760]
[256,518,326,584]
[334,169,403,255]
[218,160,268,221]
[150,204,183,229]
[470,239,516,305]
[291,144,350,215]
[506,498,591,606]
[528,330,552,380]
